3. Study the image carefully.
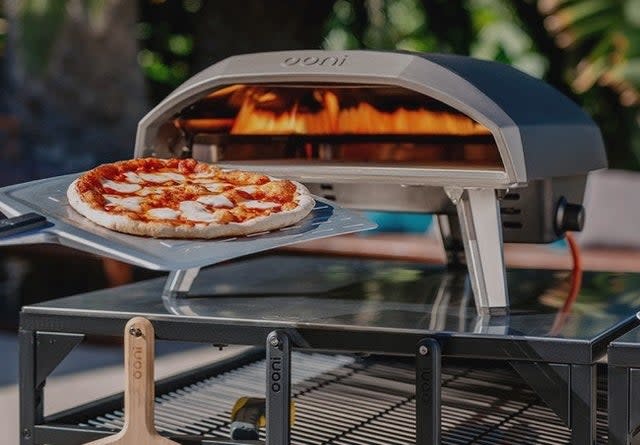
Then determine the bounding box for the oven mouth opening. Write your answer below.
[192,136,501,169]
[161,83,504,170]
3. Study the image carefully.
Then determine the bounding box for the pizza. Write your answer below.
[66,158,315,238]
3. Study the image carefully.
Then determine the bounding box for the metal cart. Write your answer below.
[19,253,640,445]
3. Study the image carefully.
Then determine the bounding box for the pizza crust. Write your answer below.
[67,175,315,239]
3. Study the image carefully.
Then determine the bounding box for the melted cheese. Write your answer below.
[124,172,143,183]
[236,185,257,195]
[105,195,143,211]
[179,201,218,222]
[191,172,218,179]
[102,180,141,193]
[197,195,234,208]
[137,187,165,196]
[147,207,180,219]
[243,200,281,210]
[138,172,185,183]
[203,183,230,192]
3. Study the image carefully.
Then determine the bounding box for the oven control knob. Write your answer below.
[555,197,585,234]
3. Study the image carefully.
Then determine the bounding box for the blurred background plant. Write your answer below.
[1,0,638,177]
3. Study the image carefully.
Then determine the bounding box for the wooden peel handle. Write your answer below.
[82,317,182,445]
[83,317,166,445]
[122,316,156,437]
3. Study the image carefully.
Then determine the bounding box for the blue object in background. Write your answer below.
[364,212,433,234]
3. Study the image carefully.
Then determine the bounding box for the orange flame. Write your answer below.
[177,85,492,137]
[229,88,490,136]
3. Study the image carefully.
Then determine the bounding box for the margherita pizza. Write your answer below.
[66,158,315,238]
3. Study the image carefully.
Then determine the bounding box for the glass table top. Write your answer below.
[27,253,640,343]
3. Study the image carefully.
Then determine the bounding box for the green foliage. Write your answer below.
[537,0,640,167]
[469,0,548,78]
[16,0,67,76]
[324,0,441,52]
[540,0,640,103]
[324,0,548,74]
[0,9,6,58]
[136,0,200,101]
[83,0,106,26]
[137,35,191,86]
[11,0,109,76]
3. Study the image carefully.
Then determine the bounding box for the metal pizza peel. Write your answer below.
[0,173,376,271]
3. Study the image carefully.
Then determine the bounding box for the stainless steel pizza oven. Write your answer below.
[134,50,608,314]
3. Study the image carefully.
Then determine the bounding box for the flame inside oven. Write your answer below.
[177,84,490,136]
[172,84,501,169]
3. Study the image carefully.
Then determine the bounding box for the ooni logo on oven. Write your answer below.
[281,55,348,67]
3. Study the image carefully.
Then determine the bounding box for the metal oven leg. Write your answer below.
[416,338,441,445]
[162,268,201,314]
[570,364,597,445]
[266,330,291,445]
[444,187,508,314]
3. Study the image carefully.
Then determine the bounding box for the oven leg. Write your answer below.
[445,187,508,314]
[161,268,201,313]
[570,364,597,445]
[20,329,41,445]
[266,330,291,445]
[416,338,441,445]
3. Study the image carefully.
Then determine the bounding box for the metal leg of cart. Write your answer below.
[609,365,640,445]
[20,330,39,445]
[570,364,597,445]
[511,361,598,445]
[20,329,84,445]
[609,365,630,445]
[416,338,441,445]
[266,330,292,445]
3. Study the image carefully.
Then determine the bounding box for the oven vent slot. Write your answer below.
[500,207,521,215]
[503,192,520,201]
[503,221,523,229]
[501,192,523,230]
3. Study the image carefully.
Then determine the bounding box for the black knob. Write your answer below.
[555,197,585,234]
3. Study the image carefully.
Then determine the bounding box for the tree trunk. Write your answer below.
[4,0,147,182]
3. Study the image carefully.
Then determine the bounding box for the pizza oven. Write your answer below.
[8,51,637,445]
[134,50,608,314]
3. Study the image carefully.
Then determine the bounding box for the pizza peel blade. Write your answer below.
[0,173,377,271]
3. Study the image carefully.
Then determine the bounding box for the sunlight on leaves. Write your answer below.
[168,34,193,56]
[470,0,548,78]
[388,0,424,35]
